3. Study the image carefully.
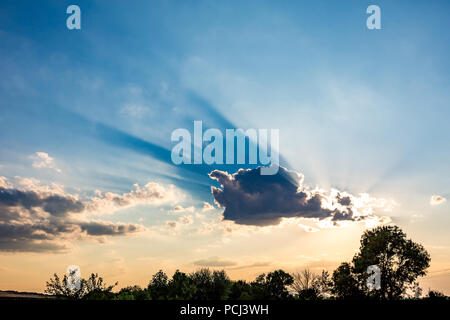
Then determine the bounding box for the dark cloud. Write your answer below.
[78,221,143,236]
[0,238,70,253]
[337,194,352,206]
[209,167,360,226]
[0,187,84,217]
[0,185,144,253]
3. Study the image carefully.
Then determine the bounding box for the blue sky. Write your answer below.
[0,0,449,292]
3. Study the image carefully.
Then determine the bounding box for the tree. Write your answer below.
[352,226,430,299]
[291,269,332,300]
[45,272,117,300]
[187,268,231,300]
[211,270,231,300]
[332,263,363,299]
[291,269,316,292]
[81,273,117,300]
[85,273,117,291]
[148,270,169,300]
[228,280,252,300]
[426,290,447,300]
[115,285,150,300]
[168,270,196,300]
[332,225,430,300]
[189,268,214,300]
[315,270,333,298]
[251,270,293,299]
[45,271,85,299]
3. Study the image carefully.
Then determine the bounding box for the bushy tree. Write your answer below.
[189,268,214,300]
[426,290,448,300]
[148,270,169,300]
[45,271,85,299]
[45,272,116,300]
[211,270,231,299]
[353,226,430,299]
[332,263,363,299]
[228,280,252,300]
[251,270,293,299]
[83,273,118,300]
[114,285,150,300]
[332,226,430,300]
[188,268,231,300]
[168,270,196,300]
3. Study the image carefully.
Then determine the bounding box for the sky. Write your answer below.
[0,0,449,294]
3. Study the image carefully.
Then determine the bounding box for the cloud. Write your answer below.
[202,202,215,211]
[229,261,272,270]
[166,221,177,228]
[165,215,194,230]
[0,176,159,252]
[0,188,84,218]
[209,166,391,226]
[171,205,195,213]
[0,176,11,188]
[430,195,447,206]
[86,182,179,215]
[31,152,61,173]
[77,220,144,236]
[193,256,237,267]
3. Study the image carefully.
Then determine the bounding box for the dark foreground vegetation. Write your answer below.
[44,226,448,300]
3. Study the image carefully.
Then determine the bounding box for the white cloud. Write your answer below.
[430,195,447,206]
[86,182,180,215]
[202,202,215,211]
[31,152,61,173]
[0,176,11,188]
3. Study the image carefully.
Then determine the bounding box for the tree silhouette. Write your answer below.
[115,285,150,300]
[148,270,169,299]
[229,280,252,300]
[168,270,196,300]
[43,225,438,300]
[45,270,85,299]
[332,262,363,299]
[251,270,294,299]
[353,225,430,299]
[45,272,116,300]
[332,225,430,299]
[82,273,118,300]
[291,269,332,300]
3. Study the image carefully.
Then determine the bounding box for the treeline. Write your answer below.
[45,267,447,301]
[45,226,449,300]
